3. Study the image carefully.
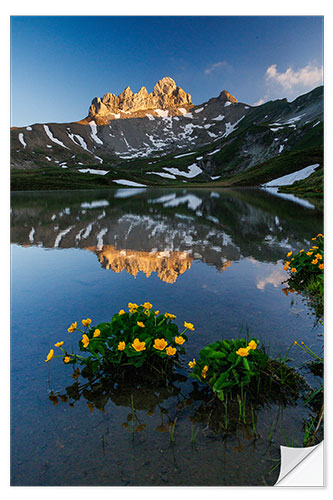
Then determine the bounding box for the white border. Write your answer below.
[2,1,331,498]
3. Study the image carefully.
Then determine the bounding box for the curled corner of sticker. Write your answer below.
[275,441,324,486]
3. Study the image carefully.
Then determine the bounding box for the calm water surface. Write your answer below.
[11,187,323,486]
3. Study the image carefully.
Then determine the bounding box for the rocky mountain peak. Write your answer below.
[218,90,238,103]
[87,76,192,124]
[153,77,177,96]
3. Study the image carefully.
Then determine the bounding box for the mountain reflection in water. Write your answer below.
[11,187,322,283]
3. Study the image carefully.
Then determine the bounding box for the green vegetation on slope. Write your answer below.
[222,148,323,187]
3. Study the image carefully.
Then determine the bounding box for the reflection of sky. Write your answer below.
[11,243,322,368]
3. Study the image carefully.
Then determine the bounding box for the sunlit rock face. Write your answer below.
[88,77,193,124]
[86,245,192,283]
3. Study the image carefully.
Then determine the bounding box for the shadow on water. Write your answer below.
[10,188,323,486]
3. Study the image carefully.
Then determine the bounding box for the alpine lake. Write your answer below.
[11,187,323,486]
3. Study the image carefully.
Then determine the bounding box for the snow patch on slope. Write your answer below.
[262,164,320,187]
[89,121,103,145]
[18,133,26,148]
[163,163,203,178]
[112,179,147,187]
[43,125,69,149]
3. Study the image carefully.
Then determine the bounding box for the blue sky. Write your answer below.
[10,16,323,127]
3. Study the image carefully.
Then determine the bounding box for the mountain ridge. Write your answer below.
[10,79,323,195]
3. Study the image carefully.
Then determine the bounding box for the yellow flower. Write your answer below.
[82,318,92,327]
[118,341,126,351]
[311,259,318,265]
[153,338,168,350]
[155,310,159,315]
[132,338,146,352]
[236,347,250,357]
[144,310,150,316]
[175,336,186,345]
[291,268,297,273]
[287,251,292,257]
[68,321,77,333]
[93,329,101,338]
[312,246,319,250]
[248,340,257,350]
[306,251,313,256]
[118,309,125,315]
[317,233,323,238]
[165,312,176,320]
[64,356,71,363]
[283,265,289,271]
[54,341,64,348]
[201,365,209,378]
[299,249,304,253]
[128,302,139,311]
[143,302,153,310]
[188,358,196,368]
[315,253,322,260]
[166,346,177,356]
[82,334,90,348]
[319,263,324,270]
[137,321,145,328]
[184,321,195,331]
[45,349,54,362]
[312,237,317,240]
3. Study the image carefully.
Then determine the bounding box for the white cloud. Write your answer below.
[204,61,227,75]
[253,97,267,106]
[265,63,323,90]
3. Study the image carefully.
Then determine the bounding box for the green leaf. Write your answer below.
[213,372,230,391]
[243,358,250,371]
[208,351,227,359]
[216,389,224,401]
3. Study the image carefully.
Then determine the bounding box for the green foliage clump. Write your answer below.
[188,337,268,401]
[45,303,194,375]
[283,234,324,320]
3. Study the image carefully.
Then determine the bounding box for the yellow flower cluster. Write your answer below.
[68,322,77,333]
[201,365,209,379]
[45,349,54,362]
[151,337,182,355]
[82,318,92,327]
[165,312,176,320]
[154,338,168,350]
[82,334,90,348]
[118,334,187,355]
[236,340,258,357]
[188,358,196,368]
[132,338,146,352]
[47,306,195,366]
[128,303,139,314]
[284,236,324,275]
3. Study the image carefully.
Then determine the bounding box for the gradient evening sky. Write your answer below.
[10,16,323,127]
